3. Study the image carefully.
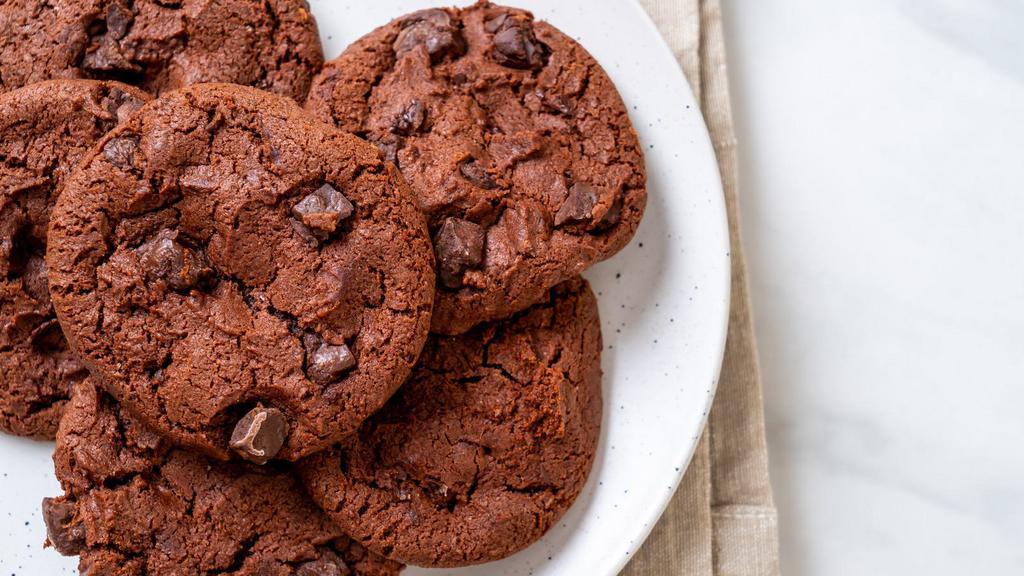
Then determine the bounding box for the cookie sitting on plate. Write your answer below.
[305,1,647,335]
[44,381,404,576]
[47,83,435,463]
[300,278,602,567]
[0,79,151,439]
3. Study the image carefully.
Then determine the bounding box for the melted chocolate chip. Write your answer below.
[306,340,357,385]
[393,8,467,63]
[229,407,289,465]
[42,497,86,556]
[459,160,497,190]
[434,217,485,289]
[291,184,354,241]
[392,99,427,136]
[554,182,598,226]
[136,229,213,291]
[487,13,549,70]
[103,135,139,169]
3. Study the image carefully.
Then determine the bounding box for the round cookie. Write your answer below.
[0,0,324,101]
[0,79,151,438]
[305,1,646,334]
[44,382,404,576]
[47,83,435,462]
[299,278,603,567]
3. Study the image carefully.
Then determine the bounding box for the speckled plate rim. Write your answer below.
[586,1,730,573]
[0,1,730,574]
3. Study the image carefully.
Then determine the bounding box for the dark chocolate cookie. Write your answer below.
[0,79,150,438]
[299,278,602,567]
[47,83,435,462]
[0,0,324,101]
[45,381,404,575]
[306,1,646,334]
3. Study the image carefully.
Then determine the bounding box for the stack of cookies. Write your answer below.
[0,1,647,573]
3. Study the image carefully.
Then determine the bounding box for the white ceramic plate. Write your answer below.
[0,1,729,574]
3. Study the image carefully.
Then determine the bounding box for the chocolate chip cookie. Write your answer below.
[0,79,150,438]
[45,382,403,575]
[0,0,324,101]
[299,278,603,567]
[306,1,647,334]
[47,83,435,462]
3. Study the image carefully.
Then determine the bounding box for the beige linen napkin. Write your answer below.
[622,1,781,575]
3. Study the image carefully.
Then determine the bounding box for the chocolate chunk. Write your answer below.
[554,182,599,226]
[434,218,485,289]
[373,135,402,165]
[20,254,50,303]
[136,229,213,291]
[229,407,289,465]
[393,9,467,63]
[392,99,427,136]
[594,194,623,230]
[99,87,144,124]
[101,87,126,116]
[306,341,357,384]
[105,2,134,40]
[422,478,456,510]
[554,183,623,230]
[115,99,144,124]
[42,497,85,556]
[488,13,549,70]
[103,135,139,169]
[291,184,354,239]
[290,218,320,247]
[82,37,139,72]
[541,91,573,115]
[297,551,350,576]
[459,160,497,190]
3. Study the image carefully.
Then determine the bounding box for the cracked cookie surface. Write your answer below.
[299,278,602,567]
[0,79,150,438]
[46,381,404,576]
[0,0,324,101]
[47,83,435,462]
[305,1,646,335]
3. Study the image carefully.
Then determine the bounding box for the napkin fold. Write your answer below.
[622,2,780,575]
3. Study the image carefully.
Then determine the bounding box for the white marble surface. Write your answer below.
[722,1,1024,574]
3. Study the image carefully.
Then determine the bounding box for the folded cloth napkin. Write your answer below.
[623,1,781,575]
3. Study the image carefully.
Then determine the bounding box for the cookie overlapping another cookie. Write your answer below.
[306,1,647,335]
[0,2,649,573]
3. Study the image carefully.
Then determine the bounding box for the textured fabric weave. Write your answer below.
[623,2,781,574]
